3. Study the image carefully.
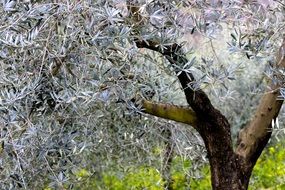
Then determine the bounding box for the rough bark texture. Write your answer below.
[135,38,285,190]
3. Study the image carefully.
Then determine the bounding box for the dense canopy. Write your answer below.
[0,0,284,189]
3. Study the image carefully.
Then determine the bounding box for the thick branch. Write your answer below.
[141,99,197,127]
[236,38,285,172]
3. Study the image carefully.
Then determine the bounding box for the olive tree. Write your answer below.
[0,0,284,189]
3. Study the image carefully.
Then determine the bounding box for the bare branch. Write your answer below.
[236,38,285,171]
[141,99,197,127]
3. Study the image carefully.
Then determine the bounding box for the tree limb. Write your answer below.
[141,99,197,127]
[236,37,285,172]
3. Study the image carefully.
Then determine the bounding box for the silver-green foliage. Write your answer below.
[0,0,284,189]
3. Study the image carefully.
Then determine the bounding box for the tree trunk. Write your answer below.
[196,115,244,190]
[208,153,243,190]
[134,37,285,190]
